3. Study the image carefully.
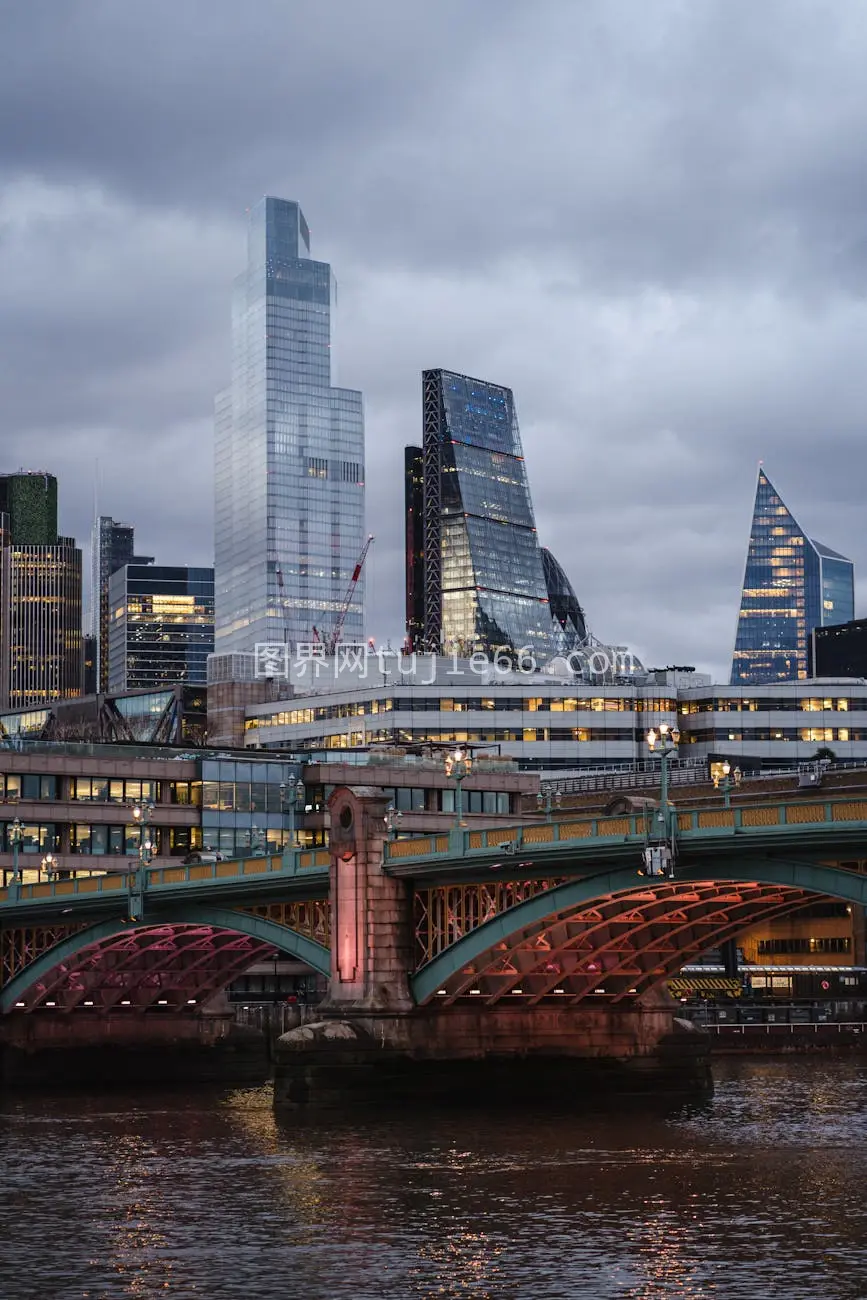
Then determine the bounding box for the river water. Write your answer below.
[1,1057,867,1299]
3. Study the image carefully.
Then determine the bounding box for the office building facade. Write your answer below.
[107,565,214,692]
[407,369,584,660]
[91,515,153,691]
[0,472,82,709]
[214,196,365,656]
[731,468,854,685]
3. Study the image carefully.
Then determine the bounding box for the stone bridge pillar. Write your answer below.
[323,786,414,1012]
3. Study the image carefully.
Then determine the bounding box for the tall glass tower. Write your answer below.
[730,468,854,685]
[406,369,582,660]
[214,197,365,654]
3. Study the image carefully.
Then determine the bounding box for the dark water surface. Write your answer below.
[2,1058,867,1299]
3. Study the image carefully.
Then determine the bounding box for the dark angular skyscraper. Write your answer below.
[731,468,855,685]
[406,369,585,659]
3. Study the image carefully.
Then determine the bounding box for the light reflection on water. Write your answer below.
[1,1059,867,1298]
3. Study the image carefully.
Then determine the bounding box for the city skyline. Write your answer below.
[2,3,867,684]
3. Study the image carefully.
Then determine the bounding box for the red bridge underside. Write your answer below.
[438,880,823,1006]
[14,924,277,1013]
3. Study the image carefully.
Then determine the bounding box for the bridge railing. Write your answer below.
[0,848,330,908]
[384,795,867,866]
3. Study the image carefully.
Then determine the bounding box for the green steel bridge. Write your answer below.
[4,792,867,1015]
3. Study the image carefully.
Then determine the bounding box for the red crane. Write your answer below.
[312,534,374,654]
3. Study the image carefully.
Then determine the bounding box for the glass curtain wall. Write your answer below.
[731,469,854,684]
[214,197,365,654]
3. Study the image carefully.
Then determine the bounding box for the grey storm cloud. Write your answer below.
[2,0,867,680]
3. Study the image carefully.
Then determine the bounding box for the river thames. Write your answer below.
[1,1057,866,1299]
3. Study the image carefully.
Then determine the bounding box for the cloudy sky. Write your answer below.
[2,0,867,683]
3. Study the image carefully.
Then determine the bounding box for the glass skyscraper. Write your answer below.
[731,468,855,685]
[406,369,584,660]
[214,197,365,654]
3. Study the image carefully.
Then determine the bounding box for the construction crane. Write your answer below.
[313,534,374,655]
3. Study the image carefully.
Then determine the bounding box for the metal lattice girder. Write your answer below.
[411,858,867,1005]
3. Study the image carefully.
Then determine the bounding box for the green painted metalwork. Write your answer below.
[410,857,867,1004]
[384,796,867,879]
[0,858,329,923]
[0,904,331,1013]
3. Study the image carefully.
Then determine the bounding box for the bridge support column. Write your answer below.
[322,785,414,1013]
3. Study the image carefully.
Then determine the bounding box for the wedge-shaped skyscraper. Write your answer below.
[406,369,584,660]
[730,468,854,685]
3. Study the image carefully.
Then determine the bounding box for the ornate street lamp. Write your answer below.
[131,802,156,866]
[41,851,57,880]
[642,724,680,878]
[279,778,306,851]
[714,760,742,810]
[537,789,562,819]
[128,801,154,922]
[384,803,403,839]
[444,747,472,829]
[9,816,24,885]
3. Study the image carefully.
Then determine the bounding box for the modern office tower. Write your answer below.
[0,472,82,708]
[107,564,215,692]
[406,369,581,659]
[214,196,365,655]
[0,471,58,544]
[91,516,154,692]
[731,468,855,685]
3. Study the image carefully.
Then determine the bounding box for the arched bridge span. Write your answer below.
[411,858,867,1006]
[0,905,331,1014]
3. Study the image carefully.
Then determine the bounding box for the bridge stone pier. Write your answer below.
[275,787,710,1107]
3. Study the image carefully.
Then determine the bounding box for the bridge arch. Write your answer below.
[0,904,331,1014]
[411,858,867,1006]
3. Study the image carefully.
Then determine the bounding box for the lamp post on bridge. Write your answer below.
[128,801,154,922]
[714,760,742,810]
[384,803,403,839]
[9,816,24,890]
[537,789,562,820]
[10,815,23,881]
[642,723,680,878]
[280,778,306,867]
[445,747,472,830]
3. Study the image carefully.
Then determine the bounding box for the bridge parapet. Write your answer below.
[384,795,867,877]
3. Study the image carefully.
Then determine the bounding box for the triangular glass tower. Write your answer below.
[730,468,854,685]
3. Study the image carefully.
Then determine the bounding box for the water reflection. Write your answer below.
[1,1059,867,1297]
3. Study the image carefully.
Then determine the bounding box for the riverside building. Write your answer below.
[232,652,867,772]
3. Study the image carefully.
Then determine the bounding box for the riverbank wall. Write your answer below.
[0,1013,270,1087]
